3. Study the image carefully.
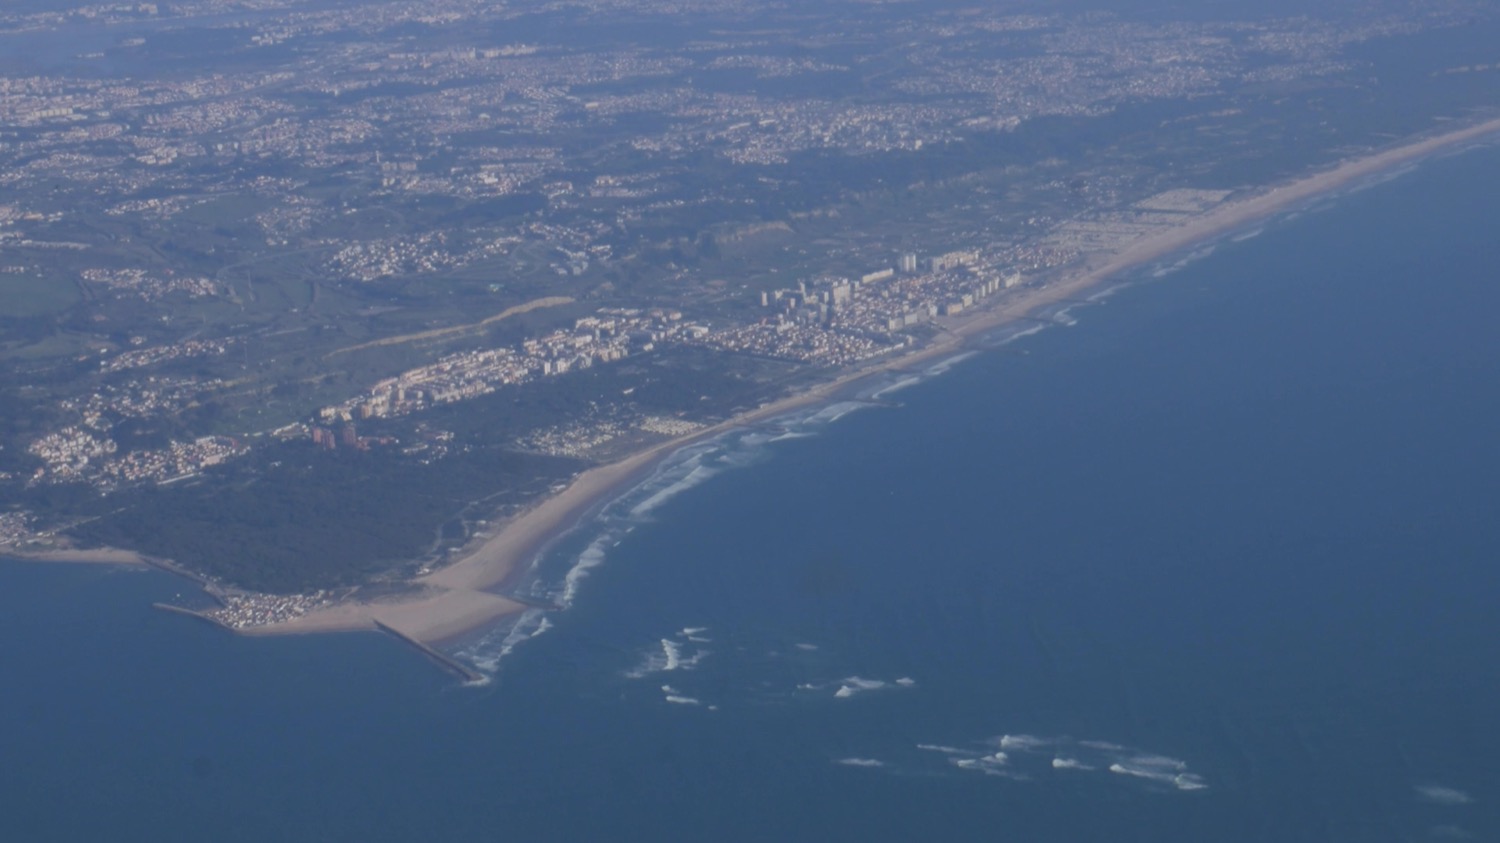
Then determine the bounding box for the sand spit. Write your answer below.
[4,546,151,565]
[246,587,528,642]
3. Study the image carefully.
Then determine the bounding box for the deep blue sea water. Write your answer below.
[5,141,1500,842]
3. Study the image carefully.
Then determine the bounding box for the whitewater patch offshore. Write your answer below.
[824,675,916,699]
[624,631,711,679]
[615,624,929,715]
[660,685,706,707]
[893,733,1209,792]
[1416,785,1475,805]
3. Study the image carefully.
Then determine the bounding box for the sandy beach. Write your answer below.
[4,546,152,565]
[13,116,1499,647]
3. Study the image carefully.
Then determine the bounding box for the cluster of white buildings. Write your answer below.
[519,414,707,459]
[324,231,470,282]
[701,320,903,366]
[95,436,248,488]
[26,426,117,485]
[0,511,36,547]
[205,591,334,629]
[519,417,637,459]
[53,377,209,438]
[708,249,1029,365]
[1046,189,1233,254]
[319,308,704,424]
[81,267,219,301]
[637,416,707,437]
[26,426,246,489]
[101,338,232,374]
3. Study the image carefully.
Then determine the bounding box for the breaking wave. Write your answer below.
[1150,244,1218,279]
[662,687,702,706]
[905,731,1209,792]
[806,674,918,699]
[1345,162,1420,195]
[978,321,1048,349]
[627,443,737,518]
[917,744,981,756]
[625,633,710,679]
[923,351,978,378]
[860,351,977,402]
[1416,785,1474,805]
[451,607,554,676]
[1109,763,1179,784]
[867,373,924,400]
[1087,281,1130,302]
[834,677,888,698]
[998,734,1051,751]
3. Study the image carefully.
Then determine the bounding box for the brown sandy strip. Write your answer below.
[326,295,574,357]
[3,547,151,565]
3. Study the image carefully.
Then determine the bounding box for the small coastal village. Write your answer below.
[201,589,337,628]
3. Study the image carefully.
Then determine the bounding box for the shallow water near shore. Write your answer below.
[5,141,1500,841]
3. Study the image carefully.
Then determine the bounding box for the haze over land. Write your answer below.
[1,0,1496,630]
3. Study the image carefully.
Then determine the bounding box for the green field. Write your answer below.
[0,274,80,318]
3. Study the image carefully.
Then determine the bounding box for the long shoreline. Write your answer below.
[9,115,1500,651]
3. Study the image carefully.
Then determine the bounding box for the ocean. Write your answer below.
[4,140,1499,842]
